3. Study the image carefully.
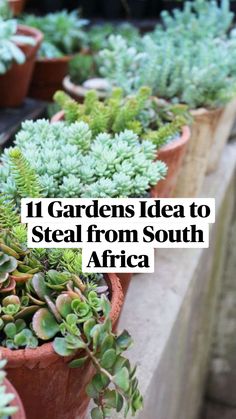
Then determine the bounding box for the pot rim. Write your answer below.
[0,273,123,365]
[63,75,109,99]
[158,125,191,153]
[36,55,73,64]
[17,24,43,47]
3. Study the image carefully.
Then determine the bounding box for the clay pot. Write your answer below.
[5,379,26,419]
[0,25,43,108]
[63,76,110,103]
[28,56,72,102]
[8,0,26,16]
[1,273,123,419]
[117,272,133,297]
[207,97,236,173]
[173,107,224,197]
[151,126,190,198]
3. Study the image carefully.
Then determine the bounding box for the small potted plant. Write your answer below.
[0,358,26,419]
[0,18,43,107]
[53,87,191,199]
[62,23,140,102]
[0,150,142,419]
[8,0,26,16]
[19,11,88,101]
[0,116,167,295]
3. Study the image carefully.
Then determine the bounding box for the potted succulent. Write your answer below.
[0,149,142,419]
[0,18,43,107]
[62,23,141,102]
[96,0,236,196]
[53,87,191,199]
[0,116,167,295]
[0,358,26,419]
[19,11,88,101]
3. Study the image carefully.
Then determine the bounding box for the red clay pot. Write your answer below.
[151,126,191,198]
[8,0,26,16]
[28,56,72,102]
[63,76,110,103]
[5,379,26,419]
[1,273,123,419]
[117,272,133,297]
[0,25,43,108]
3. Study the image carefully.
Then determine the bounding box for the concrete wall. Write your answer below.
[115,142,236,419]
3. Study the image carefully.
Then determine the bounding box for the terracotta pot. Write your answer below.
[5,379,26,419]
[8,0,26,16]
[151,126,190,198]
[0,25,43,108]
[207,97,236,173]
[117,272,133,297]
[173,107,224,197]
[1,273,123,419]
[63,76,109,103]
[28,56,72,102]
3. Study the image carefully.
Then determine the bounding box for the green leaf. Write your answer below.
[103,389,117,409]
[86,382,99,399]
[116,393,124,412]
[101,295,111,318]
[101,348,117,369]
[101,335,114,354]
[53,337,75,357]
[69,356,88,368]
[92,373,107,392]
[4,322,16,339]
[91,407,103,419]
[32,308,60,340]
[83,318,96,341]
[114,367,130,392]
[116,330,133,351]
[113,355,129,374]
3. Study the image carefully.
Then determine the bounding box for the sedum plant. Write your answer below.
[0,187,143,418]
[54,88,190,148]
[0,18,35,74]
[0,120,167,199]
[0,359,17,418]
[20,11,88,58]
[97,31,236,109]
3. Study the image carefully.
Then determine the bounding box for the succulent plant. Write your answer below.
[20,11,88,58]
[0,120,167,200]
[0,220,142,418]
[0,359,17,418]
[54,87,190,148]
[0,18,36,74]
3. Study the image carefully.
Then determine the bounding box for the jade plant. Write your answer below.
[0,120,167,199]
[0,173,143,418]
[54,87,190,149]
[0,359,17,418]
[19,11,88,58]
[0,18,35,74]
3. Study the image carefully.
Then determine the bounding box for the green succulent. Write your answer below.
[0,359,18,419]
[20,11,88,58]
[0,18,35,74]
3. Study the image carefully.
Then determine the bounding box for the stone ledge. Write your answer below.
[114,141,236,419]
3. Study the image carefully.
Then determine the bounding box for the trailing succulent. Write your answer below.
[0,195,143,418]
[0,359,17,418]
[0,18,35,74]
[0,120,167,199]
[54,88,190,149]
[20,11,88,58]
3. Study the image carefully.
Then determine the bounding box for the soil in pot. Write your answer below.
[151,125,191,198]
[173,107,224,197]
[5,379,26,419]
[28,55,72,102]
[62,76,110,102]
[1,273,123,419]
[0,25,43,108]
